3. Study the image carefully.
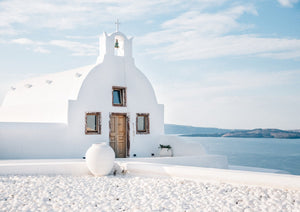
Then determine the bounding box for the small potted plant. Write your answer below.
[158,144,173,157]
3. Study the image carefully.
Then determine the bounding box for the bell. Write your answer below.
[114,39,119,48]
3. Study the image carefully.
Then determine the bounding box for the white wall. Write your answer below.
[0,31,224,168]
[0,33,165,159]
[0,122,71,159]
[67,54,164,157]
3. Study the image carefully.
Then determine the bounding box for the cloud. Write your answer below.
[259,50,300,60]
[10,37,96,56]
[49,40,97,56]
[5,0,298,60]
[143,35,300,60]
[139,5,257,45]
[65,35,98,40]
[161,5,257,36]
[0,28,18,35]
[33,46,50,54]
[156,69,300,101]
[0,0,92,30]
[155,69,300,129]
[12,38,34,45]
[11,38,50,54]
[0,0,228,33]
[277,0,299,7]
[138,5,300,61]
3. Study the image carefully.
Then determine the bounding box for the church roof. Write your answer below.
[0,64,95,123]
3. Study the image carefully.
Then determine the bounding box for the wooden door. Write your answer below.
[109,114,127,158]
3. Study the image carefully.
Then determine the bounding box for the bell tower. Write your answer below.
[96,20,133,64]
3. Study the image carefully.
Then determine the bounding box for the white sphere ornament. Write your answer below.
[85,143,115,176]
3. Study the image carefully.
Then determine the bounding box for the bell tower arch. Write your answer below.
[96,21,133,63]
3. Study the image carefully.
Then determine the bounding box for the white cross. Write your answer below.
[115,19,120,32]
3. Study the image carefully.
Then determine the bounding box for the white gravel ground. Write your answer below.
[0,174,299,212]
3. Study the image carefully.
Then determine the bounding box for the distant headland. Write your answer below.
[165,124,300,139]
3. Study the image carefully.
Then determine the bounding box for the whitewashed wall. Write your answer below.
[0,32,165,159]
[67,54,165,157]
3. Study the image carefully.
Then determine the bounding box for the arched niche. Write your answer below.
[114,35,125,56]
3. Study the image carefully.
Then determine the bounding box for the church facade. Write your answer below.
[0,29,164,159]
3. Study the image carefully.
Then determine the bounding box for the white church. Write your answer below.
[0,25,227,170]
[0,27,165,159]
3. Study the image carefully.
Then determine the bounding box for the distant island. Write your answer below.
[165,124,300,139]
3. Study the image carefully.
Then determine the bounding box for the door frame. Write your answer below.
[109,112,130,157]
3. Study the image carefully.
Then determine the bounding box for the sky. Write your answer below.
[0,0,299,130]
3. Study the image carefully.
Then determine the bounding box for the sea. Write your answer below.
[181,136,300,175]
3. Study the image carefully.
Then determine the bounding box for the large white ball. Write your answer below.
[85,143,115,176]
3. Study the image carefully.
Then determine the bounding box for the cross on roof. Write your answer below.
[115,19,120,32]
